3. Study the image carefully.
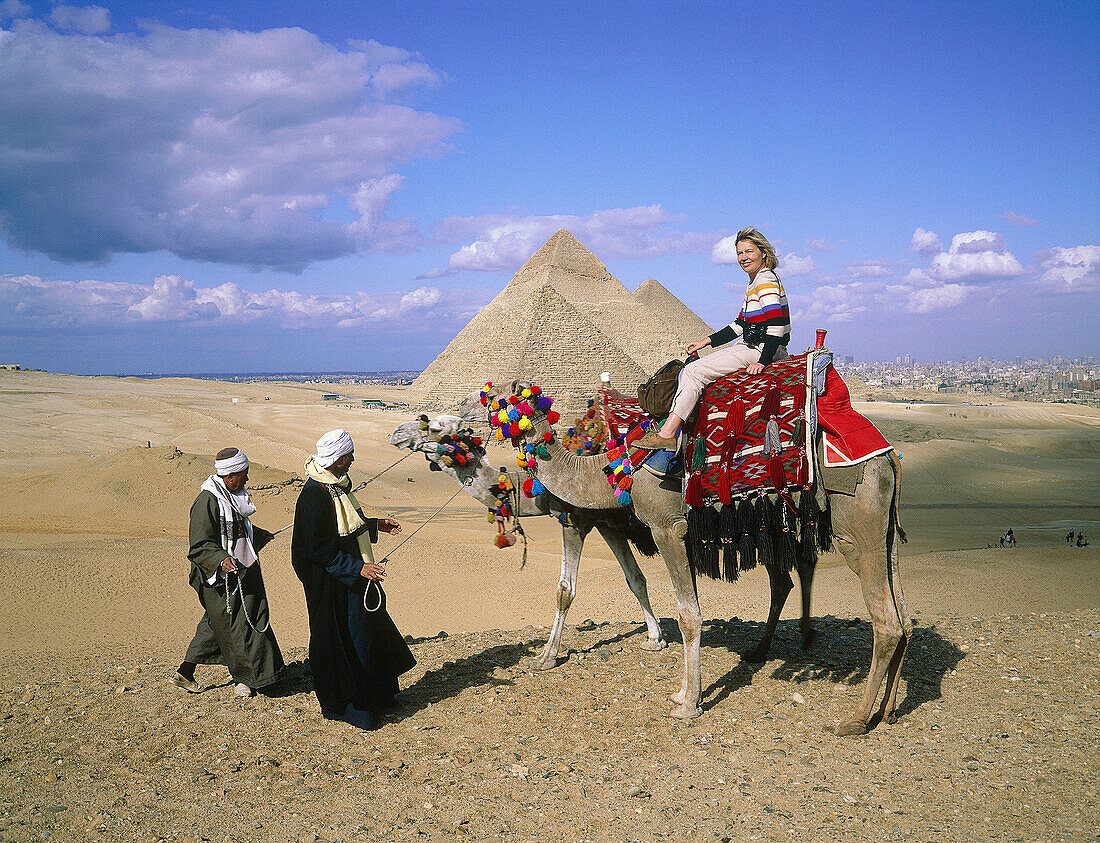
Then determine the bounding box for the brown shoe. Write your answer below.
[169,671,203,693]
[635,432,679,451]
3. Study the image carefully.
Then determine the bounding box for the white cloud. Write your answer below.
[845,260,894,279]
[0,0,30,20]
[0,272,486,330]
[804,237,837,252]
[778,253,815,277]
[928,230,1025,282]
[436,207,717,273]
[1034,245,1100,292]
[710,235,740,265]
[1003,211,1038,227]
[0,20,458,270]
[905,282,970,313]
[910,228,942,256]
[49,5,109,34]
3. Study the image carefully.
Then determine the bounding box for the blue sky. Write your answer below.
[1,0,1097,374]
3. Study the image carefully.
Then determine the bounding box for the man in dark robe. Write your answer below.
[173,447,285,696]
[291,428,415,729]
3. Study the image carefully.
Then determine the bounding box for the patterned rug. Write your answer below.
[684,351,822,507]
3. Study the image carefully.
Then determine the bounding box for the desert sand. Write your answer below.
[0,369,1097,842]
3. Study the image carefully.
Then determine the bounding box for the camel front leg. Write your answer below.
[797,552,818,650]
[880,530,912,723]
[743,565,794,663]
[531,519,592,670]
[656,529,702,719]
[593,523,667,651]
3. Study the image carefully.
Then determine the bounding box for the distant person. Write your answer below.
[291,429,415,730]
[1005,529,1015,547]
[1067,530,1076,544]
[637,227,790,450]
[172,448,284,697]
[999,534,1005,548]
[1077,534,1088,548]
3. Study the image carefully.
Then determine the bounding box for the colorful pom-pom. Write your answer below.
[542,431,553,442]
[521,388,531,398]
[618,476,633,492]
[502,423,511,437]
[522,477,534,497]
[531,479,546,496]
[546,410,560,425]
[518,416,532,431]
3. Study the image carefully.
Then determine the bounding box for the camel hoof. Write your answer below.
[668,689,687,706]
[835,719,869,737]
[885,712,898,725]
[801,628,818,650]
[743,646,769,664]
[669,703,703,720]
[530,655,562,671]
[639,638,668,652]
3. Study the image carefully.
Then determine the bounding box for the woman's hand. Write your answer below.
[685,339,710,355]
[745,362,764,376]
[379,518,401,535]
[360,561,386,581]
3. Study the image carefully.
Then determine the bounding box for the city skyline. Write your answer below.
[1,1,1097,374]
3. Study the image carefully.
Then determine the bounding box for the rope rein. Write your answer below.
[271,451,413,536]
[362,477,473,612]
[222,569,270,633]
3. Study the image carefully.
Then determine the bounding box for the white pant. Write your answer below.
[670,340,789,420]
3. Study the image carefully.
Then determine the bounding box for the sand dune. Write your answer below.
[0,369,1097,840]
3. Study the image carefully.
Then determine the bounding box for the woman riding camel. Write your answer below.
[637,227,791,450]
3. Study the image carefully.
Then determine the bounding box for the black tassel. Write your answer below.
[799,492,818,568]
[687,506,706,575]
[779,504,799,573]
[738,497,757,570]
[755,495,774,570]
[817,491,833,553]
[719,502,739,582]
[701,505,721,579]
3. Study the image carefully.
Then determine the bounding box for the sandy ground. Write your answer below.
[0,369,1097,842]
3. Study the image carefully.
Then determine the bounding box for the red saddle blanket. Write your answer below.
[684,350,891,505]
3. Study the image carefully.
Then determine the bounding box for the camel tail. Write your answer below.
[890,451,907,544]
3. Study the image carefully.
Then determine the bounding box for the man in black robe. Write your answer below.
[292,428,415,729]
[173,447,285,696]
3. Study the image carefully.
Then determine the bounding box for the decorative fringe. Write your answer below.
[701,505,721,578]
[687,506,707,574]
[690,436,706,472]
[755,495,775,570]
[798,489,818,568]
[817,493,833,552]
[759,386,781,421]
[719,503,739,582]
[778,503,799,573]
[738,497,757,571]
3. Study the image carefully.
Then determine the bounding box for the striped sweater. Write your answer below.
[708,269,791,365]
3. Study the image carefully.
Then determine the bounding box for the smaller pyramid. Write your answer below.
[634,278,714,347]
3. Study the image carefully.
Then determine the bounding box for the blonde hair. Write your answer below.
[735,227,779,270]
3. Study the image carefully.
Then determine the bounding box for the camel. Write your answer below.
[391,406,821,671]
[389,412,670,669]
[485,380,911,736]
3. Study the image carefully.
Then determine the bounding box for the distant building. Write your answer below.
[0,364,20,370]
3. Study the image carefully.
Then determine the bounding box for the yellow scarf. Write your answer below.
[305,457,375,563]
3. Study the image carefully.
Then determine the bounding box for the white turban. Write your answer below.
[314,428,354,468]
[214,449,249,476]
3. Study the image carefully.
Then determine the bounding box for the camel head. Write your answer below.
[388,411,486,474]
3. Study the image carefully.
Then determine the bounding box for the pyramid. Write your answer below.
[411,229,713,411]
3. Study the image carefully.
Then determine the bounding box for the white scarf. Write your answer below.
[304,457,375,563]
[200,475,258,584]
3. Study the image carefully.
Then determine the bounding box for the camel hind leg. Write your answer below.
[593,522,667,651]
[831,453,910,736]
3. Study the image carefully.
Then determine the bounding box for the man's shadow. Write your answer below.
[698,616,965,723]
[265,635,534,723]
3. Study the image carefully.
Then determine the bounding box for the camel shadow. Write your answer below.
[698,616,965,721]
